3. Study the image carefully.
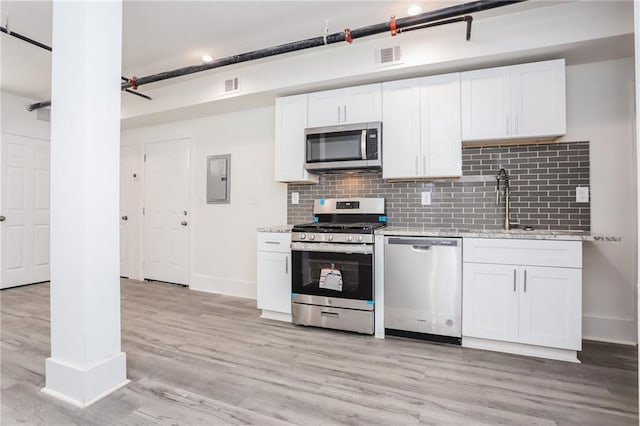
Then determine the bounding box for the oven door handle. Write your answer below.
[291,242,373,255]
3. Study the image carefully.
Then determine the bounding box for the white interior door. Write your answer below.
[120,146,131,278]
[1,134,50,289]
[143,139,190,285]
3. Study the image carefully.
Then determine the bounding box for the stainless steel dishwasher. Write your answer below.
[384,236,462,343]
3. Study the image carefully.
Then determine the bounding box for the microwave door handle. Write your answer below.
[361,130,367,160]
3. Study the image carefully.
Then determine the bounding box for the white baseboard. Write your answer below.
[582,315,637,345]
[260,310,291,322]
[462,337,580,363]
[190,274,256,299]
[43,352,128,407]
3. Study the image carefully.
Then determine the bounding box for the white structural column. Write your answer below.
[43,0,128,407]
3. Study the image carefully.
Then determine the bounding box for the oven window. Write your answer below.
[306,131,363,163]
[291,250,373,300]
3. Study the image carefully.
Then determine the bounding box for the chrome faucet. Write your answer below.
[496,168,513,230]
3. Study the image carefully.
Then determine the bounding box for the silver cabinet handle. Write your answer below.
[0,215,5,222]
[423,155,427,174]
[321,311,339,318]
[285,256,288,274]
[121,215,128,221]
[515,114,519,135]
[181,221,188,226]
[506,114,510,135]
[524,269,527,292]
[265,241,280,245]
[337,106,340,122]
[513,269,517,292]
[343,105,347,123]
[415,157,419,174]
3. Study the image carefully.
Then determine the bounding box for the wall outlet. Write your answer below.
[421,191,432,206]
[576,186,589,203]
[291,192,300,205]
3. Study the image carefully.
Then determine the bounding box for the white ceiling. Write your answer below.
[0,0,569,103]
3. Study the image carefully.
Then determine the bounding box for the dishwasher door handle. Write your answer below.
[411,245,432,252]
[387,238,459,247]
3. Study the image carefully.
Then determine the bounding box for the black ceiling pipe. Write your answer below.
[0,26,52,51]
[28,0,526,111]
[1,25,152,106]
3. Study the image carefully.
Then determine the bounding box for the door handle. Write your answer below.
[513,269,517,292]
[321,311,339,318]
[121,215,128,221]
[181,221,188,226]
[0,215,5,222]
[285,256,288,274]
[524,269,527,292]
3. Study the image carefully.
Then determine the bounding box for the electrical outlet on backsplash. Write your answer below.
[288,141,590,231]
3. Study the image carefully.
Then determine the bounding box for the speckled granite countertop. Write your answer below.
[256,224,620,241]
[377,227,620,242]
[257,225,292,233]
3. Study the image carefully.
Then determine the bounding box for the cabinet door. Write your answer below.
[342,84,382,125]
[461,66,510,141]
[257,251,292,314]
[420,73,462,177]
[518,266,581,350]
[307,88,343,127]
[462,263,519,342]
[308,84,382,127]
[274,95,318,183]
[510,59,566,139]
[381,79,421,179]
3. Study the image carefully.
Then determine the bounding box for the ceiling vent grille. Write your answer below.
[224,77,240,93]
[375,46,402,66]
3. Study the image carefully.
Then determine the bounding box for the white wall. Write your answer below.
[121,105,286,299]
[559,58,637,344]
[1,92,50,140]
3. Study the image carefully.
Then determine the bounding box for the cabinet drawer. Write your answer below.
[258,232,291,253]
[463,238,581,268]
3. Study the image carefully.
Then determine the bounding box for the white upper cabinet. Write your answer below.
[274,94,318,183]
[461,59,566,142]
[510,60,566,139]
[420,74,462,177]
[461,66,511,141]
[381,79,421,179]
[308,83,382,127]
[382,73,462,179]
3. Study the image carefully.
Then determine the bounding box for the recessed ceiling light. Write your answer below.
[407,4,423,16]
[202,54,213,63]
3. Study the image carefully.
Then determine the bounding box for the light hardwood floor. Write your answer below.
[1,279,637,425]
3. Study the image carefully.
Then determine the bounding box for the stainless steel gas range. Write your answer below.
[290,198,385,335]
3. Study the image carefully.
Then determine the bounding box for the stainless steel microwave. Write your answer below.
[304,122,382,172]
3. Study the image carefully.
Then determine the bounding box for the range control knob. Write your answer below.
[348,235,353,241]
[300,233,306,240]
[327,235,334,241]
[309,234,316,240]
[358,235,363,242]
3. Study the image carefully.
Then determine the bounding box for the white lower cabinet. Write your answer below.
[462,238,582,361]
[257,232,292,322]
